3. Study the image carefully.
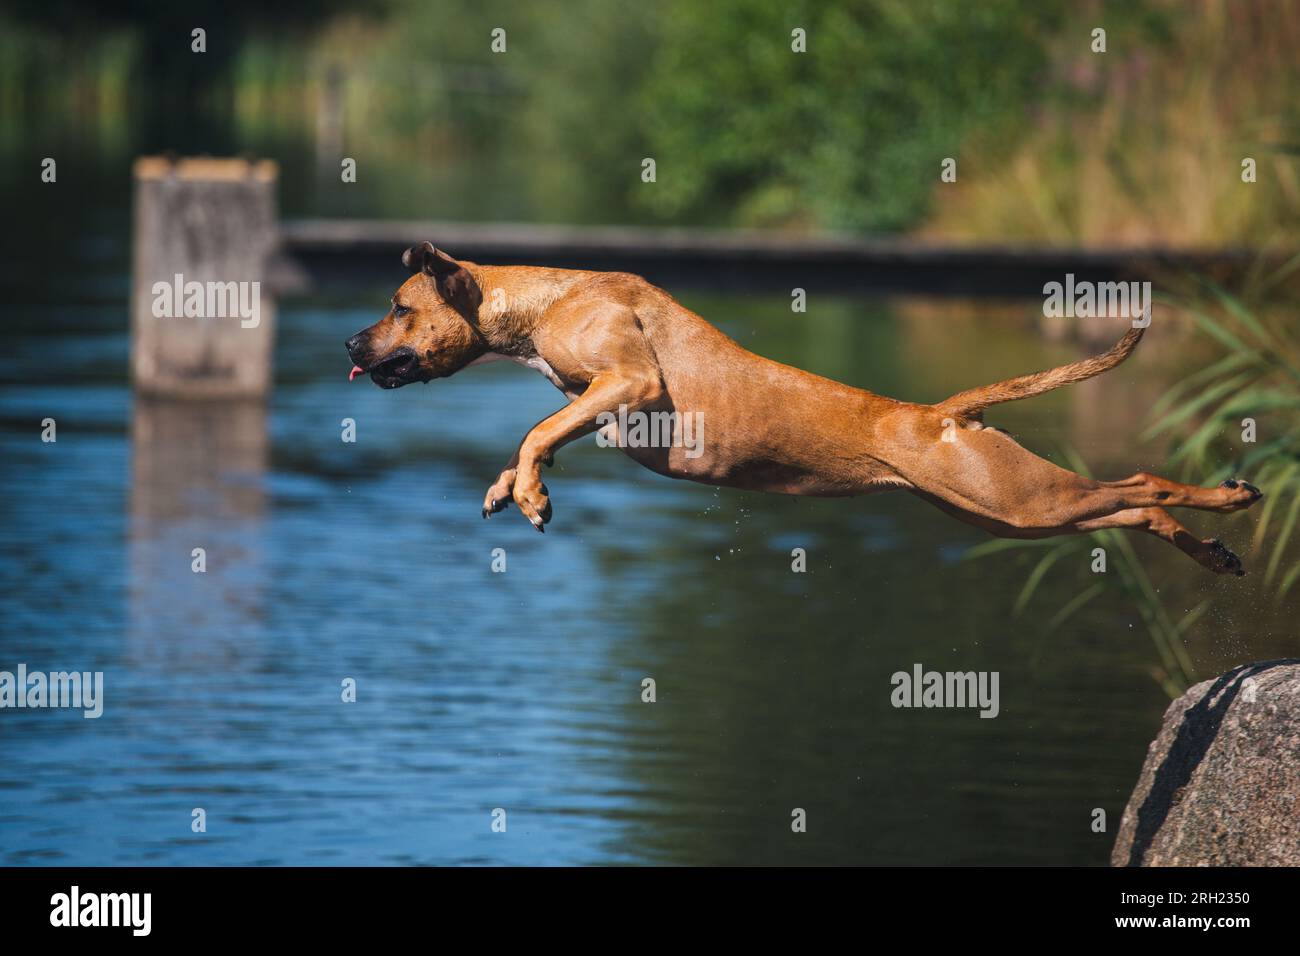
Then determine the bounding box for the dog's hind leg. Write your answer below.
[912,488,1245,575]
[1091,472,1262,513]
[889,410,1261,567]
[1071,507,1245,575]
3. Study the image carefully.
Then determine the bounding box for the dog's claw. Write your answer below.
[483,470,516,519]
[1206,538,1245,576]
[1217,478,1263,511]
[511,480,552,532]
[1220,477,1263,498]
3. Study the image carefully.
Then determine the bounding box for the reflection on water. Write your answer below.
[129,399,268,669]
[1,290,1292,865]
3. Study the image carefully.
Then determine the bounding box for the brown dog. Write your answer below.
[344,242,1262,575]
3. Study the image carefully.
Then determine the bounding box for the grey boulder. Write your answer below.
[1112,660,1300,866]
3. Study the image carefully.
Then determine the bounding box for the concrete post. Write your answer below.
[131,156,279,398]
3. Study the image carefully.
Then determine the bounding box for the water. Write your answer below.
[3,274,1292,866]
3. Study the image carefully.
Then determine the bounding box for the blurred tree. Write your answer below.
[3,0,1290,241]
[634,0,1071,230]
[2,0,385,149]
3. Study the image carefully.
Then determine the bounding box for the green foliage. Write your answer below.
[1146,262,1300,595]
[3,0,1295,240]
[635,0,1069,229]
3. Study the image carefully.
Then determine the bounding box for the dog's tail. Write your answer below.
[936,325,1145,420]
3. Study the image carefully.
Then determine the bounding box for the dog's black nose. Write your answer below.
[345,333,364,360]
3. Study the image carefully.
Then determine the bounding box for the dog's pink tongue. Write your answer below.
[348,365,364,382]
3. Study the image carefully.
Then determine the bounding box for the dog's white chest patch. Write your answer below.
[515,355,566,390]
[472,351,568,392]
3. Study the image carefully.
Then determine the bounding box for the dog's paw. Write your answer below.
[481,468,517,518]
[513,479,552,533]
[1203,538,1245,576]
[1217,478,1263,511]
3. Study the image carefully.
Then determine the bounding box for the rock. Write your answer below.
[1112,660,1300,866]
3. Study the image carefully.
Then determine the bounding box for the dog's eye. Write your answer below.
[392,304,411,317]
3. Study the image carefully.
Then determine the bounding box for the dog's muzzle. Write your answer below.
[345,336,422,389]
[368,347,420,389]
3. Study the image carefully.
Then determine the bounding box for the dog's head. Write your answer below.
[344,242,487,388]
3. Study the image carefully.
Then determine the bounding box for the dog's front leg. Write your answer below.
[484,370,663,531]
[481,398,575,519]
[482,452,522,520]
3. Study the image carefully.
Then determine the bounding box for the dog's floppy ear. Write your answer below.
[402,241,482,319]
[402,240,460,277]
